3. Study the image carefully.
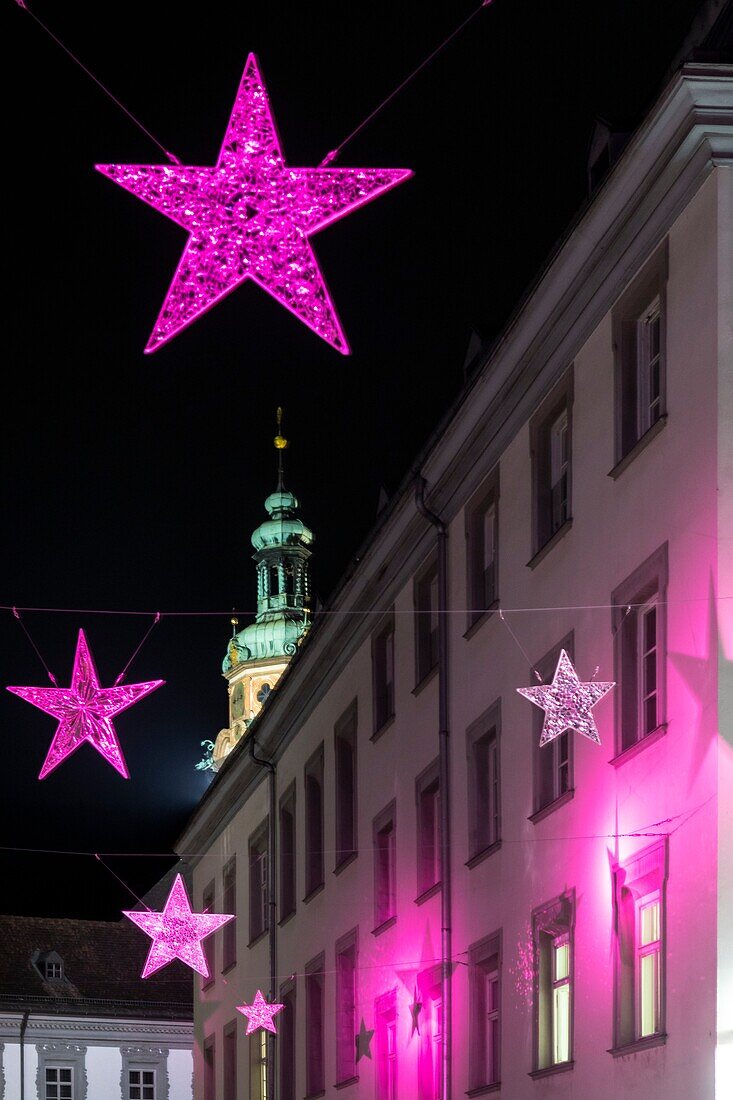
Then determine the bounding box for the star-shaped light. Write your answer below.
[97,54,412,355]
[355,1017,375,1062]
[7,629,163,779]
[517,649,614,747]
[124,873,234,979]
[237,990,285,1035]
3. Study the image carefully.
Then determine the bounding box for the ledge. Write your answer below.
[528,1060,574,1080]
[370,715,395,744]
[414,882,441,906]
[608,416,667,480]
[278,908,296,928]
[466,839,502,869]
[526,519,573,570]
[247,928,268,950]
[304,1092,326,1099]
[221,961,237,977]
[609,724,667,767]
[303,882,325,905]
[608,1033,667,1057]
[467,1083,501,1096]
[372,915,397,938]
[463,600,501,641]
[528,789,574,824]
[334,1075,359,1090]
[412,664,438,697]
[333,851,358,877]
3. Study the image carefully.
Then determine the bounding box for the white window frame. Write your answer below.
[551,934,571,1065]
[45,1065,74,1100]
[638,595,659,738]
[636,296,662,436]
[128,1067,156,1100]
[636,891,662,1038]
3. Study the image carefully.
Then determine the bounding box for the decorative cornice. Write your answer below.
[0,1013,192,1047]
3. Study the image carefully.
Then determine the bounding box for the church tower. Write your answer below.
[211,411,314,770]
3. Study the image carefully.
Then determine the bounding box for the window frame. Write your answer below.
[375,988,398,1100]
[465,467,500,632]
[249,1029,268,1100]
[468,929,502,1091]
[335,927,359,1085]
[530,891,575,1076]
[373,800,397,932]
[278,782,297,922]
[304,744,325,900]
[222,1020,238,1100]
[248,818,269,945]
[529,368,574,559]
[222,856,237,972]
[334,700,358,871]
[278,977,296,1100]
[203,1036,215,1100]
[529,634,575,820]
[414,554,440,686]
[466,700,501,864]
[121,1047,169,1100]
[201,880,216,989]
[305,952,326,1097]
[415,758,441,900]
[372,610,396,734]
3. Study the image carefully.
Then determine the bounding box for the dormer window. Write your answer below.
[36,950,65,982]
[46,960,63,980]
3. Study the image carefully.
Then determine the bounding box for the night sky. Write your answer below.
[1,0,707,919]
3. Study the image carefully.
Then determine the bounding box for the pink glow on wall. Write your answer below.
[124,873,234,979]
[517,649,614,746]
[7,629,163,779]
[96,54,412,354]
[236,989,285,1034]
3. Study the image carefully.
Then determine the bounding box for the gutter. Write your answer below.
[19,1009,30,1100]
[414,475,451,1100]
[249,732,277,1100]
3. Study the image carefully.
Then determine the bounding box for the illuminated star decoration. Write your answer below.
[124,874,234,979]
[237,990,285,1035]
[517,649,614,747]
[7,629,163,779]
[97,54,412,355]
[355,1017,375,1062]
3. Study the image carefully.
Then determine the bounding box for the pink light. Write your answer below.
[517,648,614,747]
[124,873,234,979]
[7,629,163,779]
[96,54,412,354]
[237,989,285,1034]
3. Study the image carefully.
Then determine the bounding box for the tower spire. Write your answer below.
[274,406,288,491]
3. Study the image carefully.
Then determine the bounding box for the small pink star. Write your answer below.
[7,629,163,779]
[237,989,285,1034]
[517,649,614,747]
[125,874,234,979]
[97,54,412,355]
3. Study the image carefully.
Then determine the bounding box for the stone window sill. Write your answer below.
[609,724,667,767]
[528,788,574,824]
[463,600,500,641]
[278,908,296,928]
[467,1082,501,1096]
[414,882,441,906]
[334,1075,359,1090]
[370,714,395,744]
[334,851,358,877]
[608,1033,667,1057]
[466,839,502,869]
[372,915,397,937]
[413,664,438,697]
[528,1060,574,1080]
[247,928,268,950]
[608,416,667,480]
[303,882,325,905]
[526,519,573,570]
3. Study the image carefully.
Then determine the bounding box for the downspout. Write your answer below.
[19,1009,30,1100]
[414,475,451,1100]
[250,732,277,1100]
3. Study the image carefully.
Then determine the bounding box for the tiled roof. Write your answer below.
[0,913,192,1020]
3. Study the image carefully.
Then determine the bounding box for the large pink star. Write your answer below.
[7,629,163,779]
[125,873,234,979]
[96,54,412,355]
[517,649,614,747]
[237,989,285,1034]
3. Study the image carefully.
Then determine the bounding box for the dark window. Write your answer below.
[45,1068,73,1100]
[202,881,216,987]
[468,931,501,1089]
[373,801,396,929]
[128,1069,156,1100]
[375,989,398,1100]
[305,954,325,1096]
[466,470,499,626]
[466,702,501,859]
[279,784,296,920]
[532,892,574,1072]
[336,929,358,1083]
[416,760,441,896]
[613,242,668,463]
[203,1036,215,1100]
[415,557,439,683]
[335,701,358,868]
[44,958,63,981]
[304,746,324,897]
[279,980,296,1100]
[530,369,573,554]
[372,612,395,732]
[612,545,668,755]
[223,1021,237,1100]
[531,636,574,815]
[222,857,236,970]
[249,820,269,943]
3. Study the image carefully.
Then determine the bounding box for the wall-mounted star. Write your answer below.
[124,873,234,979]
[237,990,285,1034]
[355,1017,375,1062]
[517,648,614,747]
[97,54,412,355]
[7,629,163,779]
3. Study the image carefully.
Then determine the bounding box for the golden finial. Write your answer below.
[274,406,288,451]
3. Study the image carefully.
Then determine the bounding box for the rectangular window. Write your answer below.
[45,1068,73,1100]
[279,784,296,921]
[637,298,662,436]
[304,746,324,897]
[249,821,269,943]
[336,929,358,1083]
[417,969,443,1100]
[202,880,216,987]
[335,701,358,868]
[415,558,439,683]
[637,895,661,1037]
[305,954,325,1096]
[466,472,499,627]
[532,637,574,815]
[468,931,501,1090]
[223,1021,237,1100]
[372,612,395,732]
[416,760,441,896]
[128,1069,156,1100]
[249,1031,267,1100]
[612,544,667,756]
[530,370,573,554]
[279,980,296,1100]
[376,989,398,1100]
[532,892,574,1073]
[466,702,501,860]
[222,857,236,971]
[373,801,396,929]
[203,1036,215,1100]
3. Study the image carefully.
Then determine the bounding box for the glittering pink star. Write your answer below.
[237,989,285,1034]
[125,873,234,979]
[517,649,614,747]
[96,54,412,355]
[7,629,163,779]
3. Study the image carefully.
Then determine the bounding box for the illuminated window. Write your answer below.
[249,1030,267,1100]
[376,990,398,1100]
[532,892,574,1074]
[637,895,662,1037]
[468,931,501,1089]
[466,702,501,860]
[552,935,571,1065]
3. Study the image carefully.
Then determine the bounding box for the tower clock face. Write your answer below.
[231,682,245,720]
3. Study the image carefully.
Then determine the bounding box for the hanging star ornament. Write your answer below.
[517,649,615,747]
[96,55,412,355]
[355,1017,375,1062]
[124,873,234,979]
[7,629,163,779]
[237,990,285,1035]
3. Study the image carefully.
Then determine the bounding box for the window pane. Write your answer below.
[554,942,569,981]
[552,983,570,1063]
[640,900,660,946]
[640,950,659,1036]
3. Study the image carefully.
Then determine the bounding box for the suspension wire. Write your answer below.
[114,613,161,685]
[10,607,57,685]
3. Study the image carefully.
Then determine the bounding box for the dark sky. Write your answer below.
[1,0,708,918]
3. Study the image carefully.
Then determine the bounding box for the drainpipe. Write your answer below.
[19,1009,30,1100]
[414,475,451,1100]
[250,732,278,1100]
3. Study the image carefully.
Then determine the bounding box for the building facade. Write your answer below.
[177,57,733,1100]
